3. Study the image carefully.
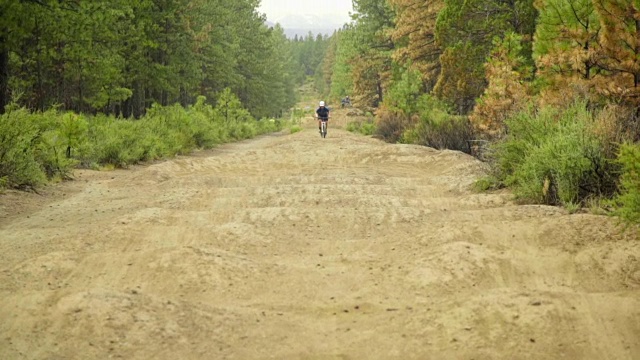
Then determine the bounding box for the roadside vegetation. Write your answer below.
[0,0,330,191]
[0,94,283,189]
[316,0,640,225]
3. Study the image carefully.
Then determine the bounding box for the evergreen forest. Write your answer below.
[0,0,328,189]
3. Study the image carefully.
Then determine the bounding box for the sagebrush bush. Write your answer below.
[0,107,87,187]
[492,101,613,206]
[187,112,218,149]
[592,104,640,156]
[404,114,473,153]
[375,108,410,143]
[85,116,144,167]
[346,117,376,135]
[37,128,79,179]
[0,108,50,188]
[614,143,640,224]
[402,95,473,153]
[345,122,358,133]
[360,122,376,136]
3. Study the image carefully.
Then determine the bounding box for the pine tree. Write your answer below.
[349,0,396,107]
[317,33,338,97]
[533,0,603,105]
[471,33,531,136]
[594,0,640,109]
[329,28,358,101]
[433,42,487,114]
[390,0,443,91]
[434,0,537,113]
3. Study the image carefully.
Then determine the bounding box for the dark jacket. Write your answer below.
[316,106,330,120]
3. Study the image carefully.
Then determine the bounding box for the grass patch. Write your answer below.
[474,175,501,192]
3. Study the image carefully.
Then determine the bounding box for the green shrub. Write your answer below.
[0,108,49,188]
[36,129,79,179]
[262,118,283,133]
[474,175,501,192]
[58,113,89,159]
[0,108,83,187]
[374,67,423,142]
[1,93,285,189]
[491,101,612,206]
[34,113,87,178]
[614,143,640,224]
[347,118,376,135]
[360,122,376,135]
[188,112,218,149]
[402,95,473,153]
[86,116,145,167]
[144,103,197,156]
[375,108,409,143]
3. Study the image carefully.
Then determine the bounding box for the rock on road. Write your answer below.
[1,114,639,359]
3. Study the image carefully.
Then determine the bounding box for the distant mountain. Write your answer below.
[265,13,349,39]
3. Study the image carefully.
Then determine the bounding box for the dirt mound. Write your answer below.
[1,110,639,359]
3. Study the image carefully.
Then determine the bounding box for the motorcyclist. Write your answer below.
[342,95,351,108]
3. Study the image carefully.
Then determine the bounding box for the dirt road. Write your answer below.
[1,110,639,359]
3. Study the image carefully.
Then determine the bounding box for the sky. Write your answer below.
[258,0,354,22]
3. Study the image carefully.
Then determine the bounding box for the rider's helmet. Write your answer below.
[319,101,325,107]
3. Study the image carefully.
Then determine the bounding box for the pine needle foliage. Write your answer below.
[471,33,531,137]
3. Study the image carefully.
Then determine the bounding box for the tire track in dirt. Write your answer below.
[1,112,639,359]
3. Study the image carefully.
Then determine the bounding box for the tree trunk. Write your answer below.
[0,36,8,114]
[634,18,640,118]
[34,14,46,111]
[78,66,84,113]
[635,19,640,89]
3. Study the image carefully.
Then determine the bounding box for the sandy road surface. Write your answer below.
[1,111,639,359]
